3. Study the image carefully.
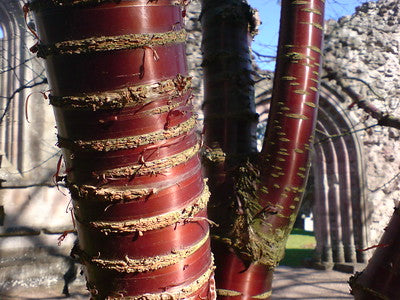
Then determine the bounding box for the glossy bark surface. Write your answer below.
[30,0,215,298]
[201,0,262,298]
[202,0,325,298]
[257,0,325,266]
[201,0,258,159]
[213,246,273,300]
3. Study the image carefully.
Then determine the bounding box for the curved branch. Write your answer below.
[0,78,48,125]
[325,70,400,130]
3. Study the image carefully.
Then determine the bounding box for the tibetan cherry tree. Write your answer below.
[28,0,215,299]
[28,0,327,298]
[201,0,325,298]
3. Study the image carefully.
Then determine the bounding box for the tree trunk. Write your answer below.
[200,0,264,298]
[257,0,325,270]
[29,0,215,298]
[202,0,325,298]
[350,204,400,300]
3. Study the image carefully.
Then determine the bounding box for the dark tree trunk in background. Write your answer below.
[29,0,215,298]
[200,0,263,298]
[202,0,325,298]
[350,204,400,300]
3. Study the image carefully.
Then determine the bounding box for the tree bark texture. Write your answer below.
[29,0,215,299]
[200,0,265,298]
[257,0,325,269]
[202,0,325,298]
[350,205,400,300]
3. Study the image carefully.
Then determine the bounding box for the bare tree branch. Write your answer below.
[252,49,276,59]
[325,70,400,130]
[0,183,64,189]
[315,123,380,145]
[341,76,385,100]
[0,57,35,75]
[0,77,47,125]
[368,171,400,193]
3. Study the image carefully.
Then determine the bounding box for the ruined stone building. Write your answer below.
[0,0,399,291]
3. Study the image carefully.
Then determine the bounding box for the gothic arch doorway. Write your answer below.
[0,0,71,250]
[0,0,29,174]
[314,83,368,264]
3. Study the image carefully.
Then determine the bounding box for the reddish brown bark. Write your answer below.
[202,0,325,298]
[200,0,262,298]
[257,0,325,266]
[29,0,215,298]
[350,205,400,300]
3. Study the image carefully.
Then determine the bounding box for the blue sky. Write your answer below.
[0,1,373,55]
[249,0,375,70]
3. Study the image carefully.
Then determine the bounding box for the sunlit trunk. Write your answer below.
[202,0,325,298]
[258,0,325,270]
[29,0,215,298]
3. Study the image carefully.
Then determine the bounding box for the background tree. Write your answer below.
[350,203,400,299]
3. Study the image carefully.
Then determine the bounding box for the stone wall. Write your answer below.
[0,0,77,291]
[323,0,400,245]
[186,0,204,117]
[0,0,73,250]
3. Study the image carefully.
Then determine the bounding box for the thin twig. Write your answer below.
[314,124,379,145]
[325,70,400,130]
[368,171,400,193]
[252,49,276,60]
[0,183,66,189]
[0,78,47,125]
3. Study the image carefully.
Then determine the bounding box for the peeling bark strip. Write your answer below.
[84,185,209,234]
[69,184,155,202]
[89,232,210,273]
[97,143,200,177]
[217,289,242,297]
[49,75,192,110]
[69,165,202,202]
[58,115,197,152]
[217,289,272,299]
[36,29,187,58]
[31,0,214,298]
[109,262,215,300]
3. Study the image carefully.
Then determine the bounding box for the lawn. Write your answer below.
[280,228,316,267]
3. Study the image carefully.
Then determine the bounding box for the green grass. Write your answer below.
[280,228,316,267]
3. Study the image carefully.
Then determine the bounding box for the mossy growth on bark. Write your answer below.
[210,158,293,268]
